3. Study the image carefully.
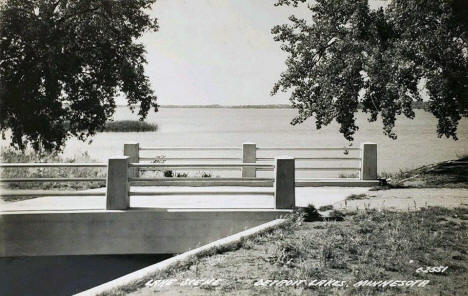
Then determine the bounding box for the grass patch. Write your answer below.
[346,193,368,200]
[0,148,105,201]
[375,156,468,190]
[118,207,468,296]
[103,120,157,132]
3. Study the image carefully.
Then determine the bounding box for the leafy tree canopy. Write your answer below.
[272,0,468,141]
[0,0,158,152]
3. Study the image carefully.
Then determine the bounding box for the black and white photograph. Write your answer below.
[0,0,467,295]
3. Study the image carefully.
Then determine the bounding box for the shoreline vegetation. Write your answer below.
[103,120,158,132]
[0,149,106,200]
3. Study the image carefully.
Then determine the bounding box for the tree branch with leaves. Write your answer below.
[0,0,159,152]
[272,0,468,141]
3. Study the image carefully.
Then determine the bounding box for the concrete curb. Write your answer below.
[74,218,288,296]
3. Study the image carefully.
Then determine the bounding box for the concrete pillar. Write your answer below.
[124,142,139,178]
[274,156,295,209]
[242,142,256,178]
[360,142,377,180]
[106,156,129,210]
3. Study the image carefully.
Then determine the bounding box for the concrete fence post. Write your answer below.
[242,142,256,178]
[360,142,377,180]
[124,142,139,178]
[274,156,295,209]
[106,156,129,210]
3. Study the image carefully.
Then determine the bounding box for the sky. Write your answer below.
[138,0,386,106]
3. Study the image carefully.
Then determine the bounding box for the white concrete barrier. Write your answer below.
[242,142,256,178]
[360,142,377,180]
[124,142,139,178]
[274,156,295,209]
[106,156,129,210]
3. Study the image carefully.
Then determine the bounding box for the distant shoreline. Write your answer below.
[118,102,428,109]
[118,104,293,109]
[160,104,292,109]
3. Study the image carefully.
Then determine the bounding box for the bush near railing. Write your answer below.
[103,120,157,132]
[0,148,106,190]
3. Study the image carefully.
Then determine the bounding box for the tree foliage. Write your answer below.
[0,0,158,151]
[272,0,468,141]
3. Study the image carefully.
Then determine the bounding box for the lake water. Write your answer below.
[60,107,468,175]
[0,254,171,296]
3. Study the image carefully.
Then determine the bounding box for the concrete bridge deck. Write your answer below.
[0,186,371,212]
[0,186,371,257]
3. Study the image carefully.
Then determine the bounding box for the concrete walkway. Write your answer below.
[0,186,371,212]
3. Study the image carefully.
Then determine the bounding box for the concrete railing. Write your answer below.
[0,157,295,211]
[124,142,377,181]
[0,142,376,206]
[105,157,295,210]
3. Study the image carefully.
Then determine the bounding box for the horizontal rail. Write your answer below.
[256,167,360,171]
[139,167,241,171]
[295,167,360,171]
[0,192,106,197]
[139,147,241,151]
[295,178,360,181]
[257,147,360,151]
[256,157,361,161]
[129,163,274,168]
[129,191,274,196]
[139,157,242,161]
[0,163,107,168]
[0,178,106,183]
[129,177,274,182]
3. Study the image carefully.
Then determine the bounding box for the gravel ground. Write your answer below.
[334,188,468,211]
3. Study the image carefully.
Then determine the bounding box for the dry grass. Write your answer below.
[106,207,467,296]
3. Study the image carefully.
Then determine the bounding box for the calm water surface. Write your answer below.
[60,107,468,174]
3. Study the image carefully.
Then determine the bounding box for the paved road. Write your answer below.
[0,186,371,212]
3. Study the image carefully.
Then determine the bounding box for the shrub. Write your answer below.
[201,172,212,178]
[302,204,323,222]
[163,170,174,178]
[103,120,157,132]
